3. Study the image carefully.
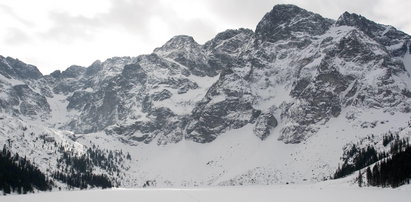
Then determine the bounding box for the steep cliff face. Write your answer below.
[1,5,411,145]
[1,4,411,188]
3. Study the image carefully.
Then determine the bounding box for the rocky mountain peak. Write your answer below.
[267,4,307,16]
[0,55,43,80]
[336,11,410,47]
[61,65,86,79]
[204,28,254,51]
[336,11,372,28]
[84,60,103,77]
[336,11,382,35]
[255,4,333,43]
[152,35,216,76]
[154,35,200,55]
[212,28,253,42]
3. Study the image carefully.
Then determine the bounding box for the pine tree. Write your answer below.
[366,167,372,186]
[0,146,52,195]
[358,170,363,187]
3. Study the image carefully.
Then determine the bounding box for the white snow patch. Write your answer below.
[403,44,411,75]
[253,85,292,111]
[83,87,93,92]
[387,43,404,51]
[153,75,219,115]
[0,74,25,86]
[46,93,76,128]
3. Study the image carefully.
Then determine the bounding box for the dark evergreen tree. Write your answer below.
[334,145,379,179]
[335,136,411,188]
[358,170,363,187]
[0,145,52,195]
[366,167,372,185]
[52,144,122,189]
[366,145,411,187]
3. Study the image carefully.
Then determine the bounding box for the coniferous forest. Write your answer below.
[334,134,411,188]
[51,145,126,189]
[334,145,380,179]
[1,142,123,195]
[0,145,52,195]
[366,139,411,187]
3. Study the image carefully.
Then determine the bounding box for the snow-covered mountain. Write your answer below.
[1,4,411,189]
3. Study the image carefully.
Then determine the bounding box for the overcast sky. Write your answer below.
[1,0,410,74]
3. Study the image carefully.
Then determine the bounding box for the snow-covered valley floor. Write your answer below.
[2,179,411,202]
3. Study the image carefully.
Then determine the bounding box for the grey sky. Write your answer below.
[0,0,410,74]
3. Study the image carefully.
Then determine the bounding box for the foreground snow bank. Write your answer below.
[2,181,411,202]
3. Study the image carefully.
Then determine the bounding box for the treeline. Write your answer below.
[334,144,381,179]
[365,138,411,187]
[1,132,132,194]
[334,133,411,187]
[53,144,130,189]
[0,145,52,195]
[52,171,112,189]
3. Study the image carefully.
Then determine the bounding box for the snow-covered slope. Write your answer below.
[1,4,411,189]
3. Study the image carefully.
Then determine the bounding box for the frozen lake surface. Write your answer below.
[2,180,411,202]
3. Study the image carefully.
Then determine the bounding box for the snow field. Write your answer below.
[2,180,411,202]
